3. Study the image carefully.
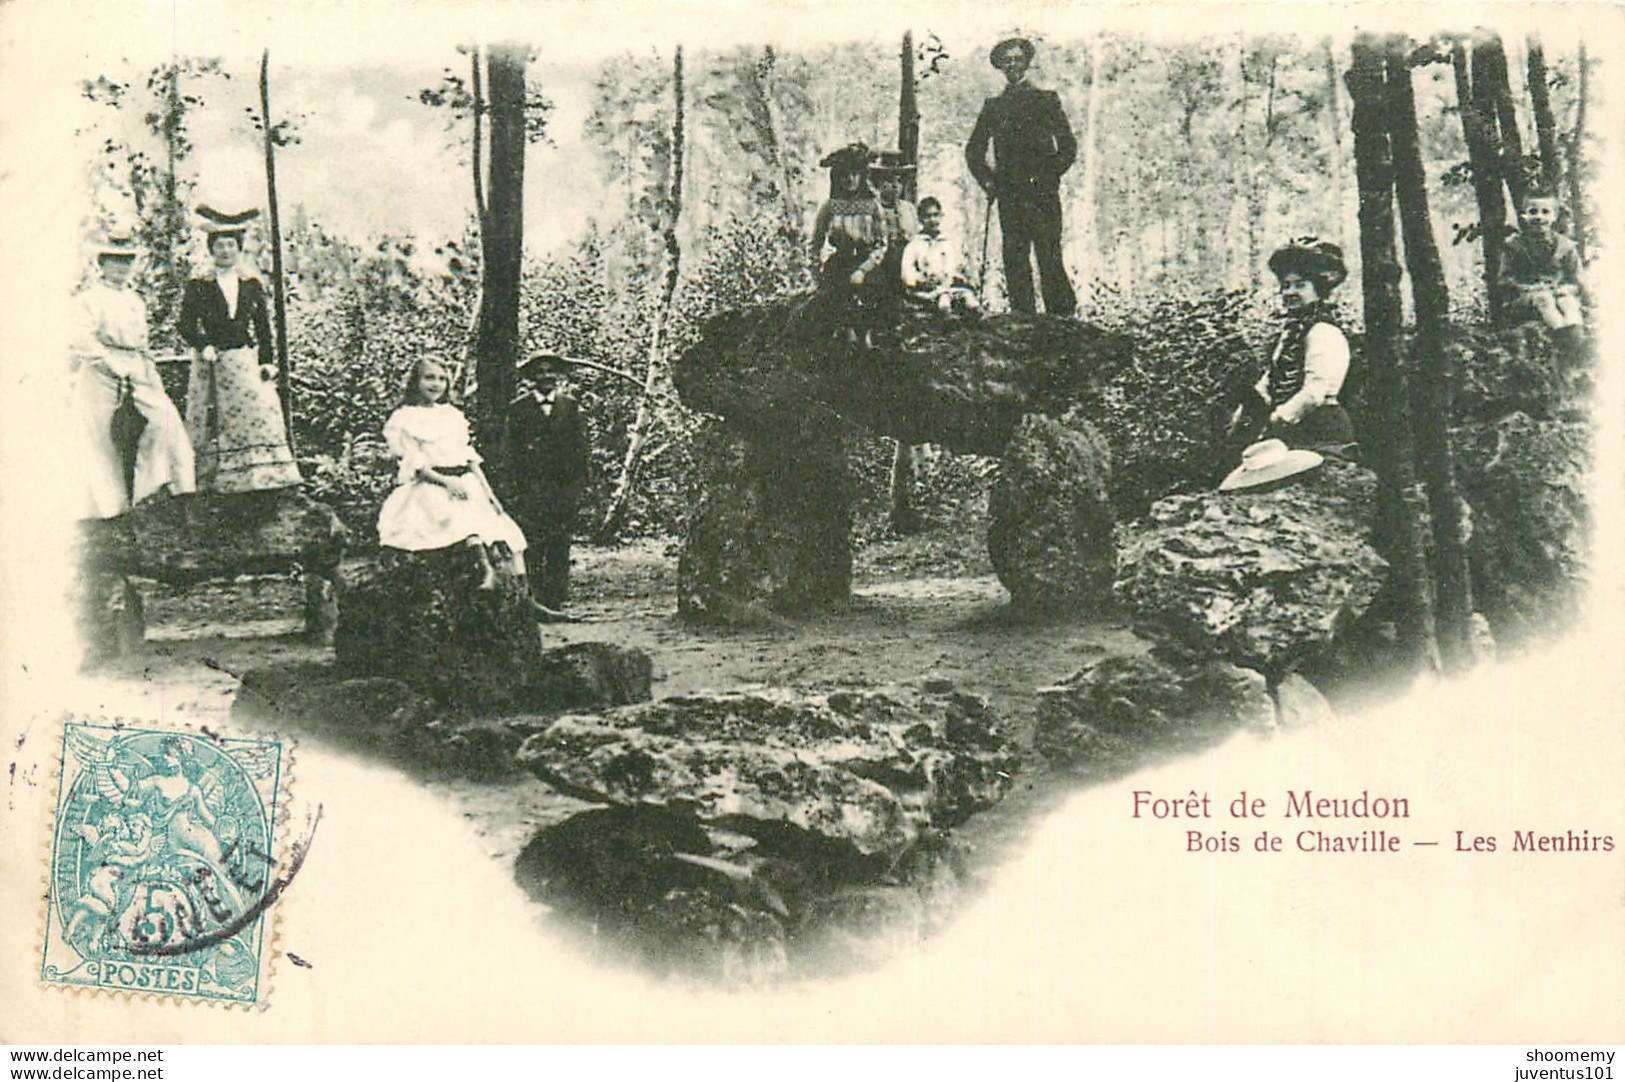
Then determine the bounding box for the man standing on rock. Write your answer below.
[964,36,1078,317]
[506,354,590,615]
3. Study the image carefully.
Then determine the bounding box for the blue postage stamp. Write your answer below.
[41,722,286,1005]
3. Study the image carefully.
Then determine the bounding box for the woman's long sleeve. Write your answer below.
[1273,323,1349,425]
[177,281,208,350]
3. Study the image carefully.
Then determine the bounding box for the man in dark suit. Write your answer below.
[964,36,1078,317]
[506,354,590,611]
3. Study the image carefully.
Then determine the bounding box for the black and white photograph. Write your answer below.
[1,0,1621,1060]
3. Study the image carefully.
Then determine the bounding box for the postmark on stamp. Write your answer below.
[41,722,288,1005]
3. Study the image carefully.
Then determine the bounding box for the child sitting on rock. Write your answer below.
[1497,191,1585,353]
[900,197,981,316]
[377,356,528,591]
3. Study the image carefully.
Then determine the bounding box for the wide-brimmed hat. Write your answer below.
[1268,237,1347,292]
[818,141,871,174]
[196,204,261,246]
[1219,439,1324,493]
[91,230,139,260]
[517,352,570,383]
[869,150,916,176]
[989,36,1036,68]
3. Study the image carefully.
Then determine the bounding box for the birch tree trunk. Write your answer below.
[1387,37,1477,673]
[599,46,685,539]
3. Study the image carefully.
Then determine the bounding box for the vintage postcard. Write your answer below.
[0,0,1620,1046]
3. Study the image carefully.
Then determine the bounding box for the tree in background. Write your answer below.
[81,60,228,353]
[472,44,530,476]
[1347,34,1439,673]
[1387,35,1477,672]
[598,46,685,539]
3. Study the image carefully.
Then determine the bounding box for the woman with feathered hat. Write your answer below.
[177,206,301,493]
[70,230,196,518]
[1225,238,1358,461]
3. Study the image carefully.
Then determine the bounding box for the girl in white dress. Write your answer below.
[376,357,527,589]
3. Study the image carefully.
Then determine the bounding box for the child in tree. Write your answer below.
[377,357,528,590]
[900,197,981,315]
[1498,191,1585,351]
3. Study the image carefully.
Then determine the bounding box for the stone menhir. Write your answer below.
[1036,649,1274,773]
[233,645,652,780]
[1456,411,1590,647]
[76,488,348,660]
[672,298,1131,616]
[1114,458,1387,677]
[988,413,1116,611]
[677,421,852,622]
[674,297,1133,457]
[516,685,1019,864]
[333,548,650,714]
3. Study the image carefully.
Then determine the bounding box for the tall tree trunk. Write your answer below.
[1525,36,1563,195]
[461,45,487,399]
[1348,36,1439,673]
[1451,42,1508,320]
[1077,35,1106,281]
[755,47,802,239]
[1387,37,1476,673]
[474,43,527,476]
[599,46,684,540]
[1478,31,1528,213]
[258,50,294,444]
[1323,40,1349,249]
[1566,44,1589,259]
[889,33,923,535]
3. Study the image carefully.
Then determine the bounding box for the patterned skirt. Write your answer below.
[185,347,301,493]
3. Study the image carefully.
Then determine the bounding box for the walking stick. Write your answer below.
[977,192,995,306]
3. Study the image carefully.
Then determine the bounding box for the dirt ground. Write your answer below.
[113,521,1158,910]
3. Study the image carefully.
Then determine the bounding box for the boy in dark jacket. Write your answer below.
[506,354,589,611]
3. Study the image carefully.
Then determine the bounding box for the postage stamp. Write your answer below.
[40,721,287,1005]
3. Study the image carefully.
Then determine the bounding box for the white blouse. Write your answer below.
[900,234,959,291]
[73,282,151,380]
[1256,322,1350,425]
[382,404,482,484]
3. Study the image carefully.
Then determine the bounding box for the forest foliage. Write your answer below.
[78,30,1600,544]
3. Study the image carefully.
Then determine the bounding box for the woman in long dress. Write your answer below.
[177,207,301,494]
[71,233,195,519]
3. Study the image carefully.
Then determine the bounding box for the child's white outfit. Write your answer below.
[377,403,528,555]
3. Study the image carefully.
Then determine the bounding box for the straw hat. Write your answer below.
[1219,439,1324,493]
[91,230,139,260]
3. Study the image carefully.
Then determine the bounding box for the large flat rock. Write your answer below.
[516,685,1018,862]
[1114,459,1387,675]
